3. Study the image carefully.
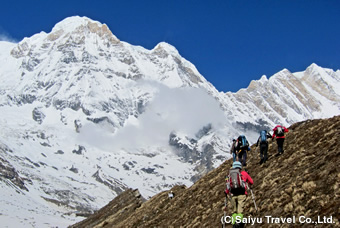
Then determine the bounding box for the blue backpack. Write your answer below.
[260,130,267,143]
[238,135,249,149]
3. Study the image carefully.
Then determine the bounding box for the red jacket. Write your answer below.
[225,170,253,195]
[272,125,289,139]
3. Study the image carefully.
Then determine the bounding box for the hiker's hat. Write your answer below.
[232,161,242,169]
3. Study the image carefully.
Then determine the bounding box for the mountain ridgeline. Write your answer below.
[71,115,340,227]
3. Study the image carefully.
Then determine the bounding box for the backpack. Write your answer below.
[260,130,267,143]
[226,168,246,195]
[238,135,249,150]
[276,126,284,137]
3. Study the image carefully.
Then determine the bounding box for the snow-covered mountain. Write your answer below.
[0,16,339,227]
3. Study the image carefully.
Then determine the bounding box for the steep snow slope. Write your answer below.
[0,16,339,227]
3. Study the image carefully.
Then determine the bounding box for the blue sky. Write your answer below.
[1,0,339,92]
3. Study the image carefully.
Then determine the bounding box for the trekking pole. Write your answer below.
[223,196,227,228]
[247,184,258,212]
[250,188,257,212]
[222,176,229,228]
[223,195,233,228]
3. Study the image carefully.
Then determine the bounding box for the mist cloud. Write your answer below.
[77,81,229,153]
[108,82,228,151]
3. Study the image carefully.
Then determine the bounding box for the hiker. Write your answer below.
[235,135,250,167]
[230,139,237,162]
[168,191,174,199]
[256,130,272,164]
[225,161,254,228]
[272,125,289,155]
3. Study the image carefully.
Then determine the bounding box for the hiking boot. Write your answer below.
[232,223,244,228]
[259,159,264,165]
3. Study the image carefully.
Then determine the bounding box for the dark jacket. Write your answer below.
[235,137,250,153]
[256,131,272,146]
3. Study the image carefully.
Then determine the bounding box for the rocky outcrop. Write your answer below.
[0,148,28,191]
[169,131,216,181]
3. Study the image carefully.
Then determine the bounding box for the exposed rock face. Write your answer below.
[0,154,28,192]
[71,115,340,227]
[169,132,199,163]
[169,131,216,182]
[32,107,46,124]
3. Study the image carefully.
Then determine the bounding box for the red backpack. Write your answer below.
[226,168,246,195]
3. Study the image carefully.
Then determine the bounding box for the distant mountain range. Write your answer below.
[0,16,339,227]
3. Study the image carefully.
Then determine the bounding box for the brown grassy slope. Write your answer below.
[71,115,340,228]
[69,189,144,228]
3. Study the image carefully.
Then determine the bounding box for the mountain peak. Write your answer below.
[48,16,120,43]
[51,16,97,32]
[259,75,268,83]
[308,62,320,69]
[153,42,179,56]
